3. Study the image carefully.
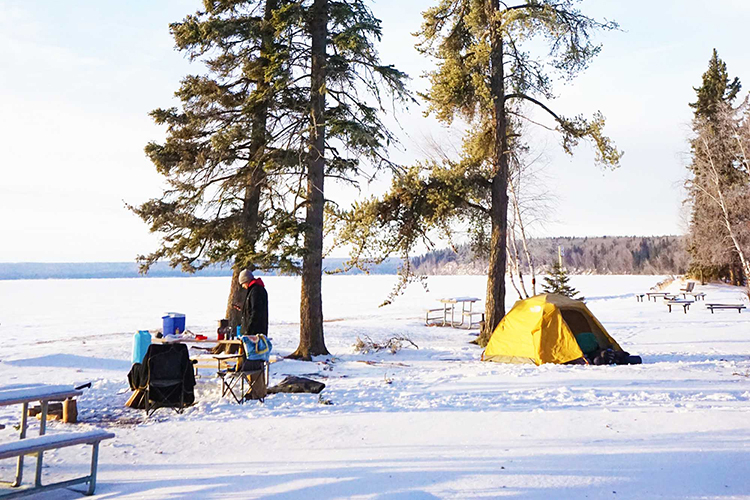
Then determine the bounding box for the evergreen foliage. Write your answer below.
[690,49,741,120]
[542,262,580,299]
[336,1,620,343]
[130,0,410,340]
[685,49,750,285]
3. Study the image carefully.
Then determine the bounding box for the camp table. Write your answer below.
[438,297,481,328]
[152,338,243,374]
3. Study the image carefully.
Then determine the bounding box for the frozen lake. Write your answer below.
[1,274,749,499]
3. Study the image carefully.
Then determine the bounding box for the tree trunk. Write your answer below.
[225,0,277,330]
[292,0,329,360]
[478,0,509,347]
[226,268,243,330]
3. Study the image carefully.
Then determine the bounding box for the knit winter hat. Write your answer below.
[238,269,254,285]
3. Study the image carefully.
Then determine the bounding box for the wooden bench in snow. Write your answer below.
[0,430,114,498]
[680,281,696,293]
[706,303,747,314]
[665,298,693,313]
[682,291,706,301]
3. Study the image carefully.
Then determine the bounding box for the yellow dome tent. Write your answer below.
[481,294,623,365]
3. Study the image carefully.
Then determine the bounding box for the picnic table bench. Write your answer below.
[705,303,747,314]
[0,431,114,498]
[682,291,706,301]
[665,298,693,313]
[0,384,114,498]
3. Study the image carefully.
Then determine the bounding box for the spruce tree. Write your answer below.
[130,0,305,330]
[686,49,745,284]
[292,0,412,359]
[133,0,410,350]
[336,0,620,345]
[542,262,580,299]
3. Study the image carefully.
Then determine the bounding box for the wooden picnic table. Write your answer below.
[665,298,693,313]
[152,337,242,375]
[0,385,82,489]
[705,303,747,314]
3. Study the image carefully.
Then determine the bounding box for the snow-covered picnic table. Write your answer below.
[664,298,694,313]
[0,384,88,494]
[425,297,483,329]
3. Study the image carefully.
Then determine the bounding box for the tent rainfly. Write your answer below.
[482,294,623,365]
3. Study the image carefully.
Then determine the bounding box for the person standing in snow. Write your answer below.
[235,269,268,336]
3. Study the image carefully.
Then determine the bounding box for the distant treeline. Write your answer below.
[2,237,687,280]
[0,258,403,281]
[411,236,689,275]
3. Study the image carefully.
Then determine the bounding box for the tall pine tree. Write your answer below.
[133,0,410,353]
[337,0,620,345]
[291,0,412,359]
[686,49,745,284]
[131,0,305,330]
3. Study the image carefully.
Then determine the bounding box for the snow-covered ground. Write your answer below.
[1,275,749,499]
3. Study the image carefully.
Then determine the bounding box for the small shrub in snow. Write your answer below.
[353,335,419,354]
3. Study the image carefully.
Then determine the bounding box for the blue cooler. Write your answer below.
[162,313,186,335]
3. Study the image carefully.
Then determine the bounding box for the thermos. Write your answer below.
[217,319,230,340]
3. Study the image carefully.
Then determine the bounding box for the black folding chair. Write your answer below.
[139,343,196,416]
[218,356,268,404]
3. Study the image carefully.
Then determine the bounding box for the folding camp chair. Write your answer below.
[138,343,197,416]
[217,345,268,404]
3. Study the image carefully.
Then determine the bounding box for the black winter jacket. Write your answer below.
[241,280,268,335]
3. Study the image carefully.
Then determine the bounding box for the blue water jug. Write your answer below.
[236,325,241,339]
[132,330,152,364]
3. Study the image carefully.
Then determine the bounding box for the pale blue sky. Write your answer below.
[1,0,749,262]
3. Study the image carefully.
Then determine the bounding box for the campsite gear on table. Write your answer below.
[132,330,152,364]
[162,312,186,336]
[217,319,230,340]
[482,294,637,365]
